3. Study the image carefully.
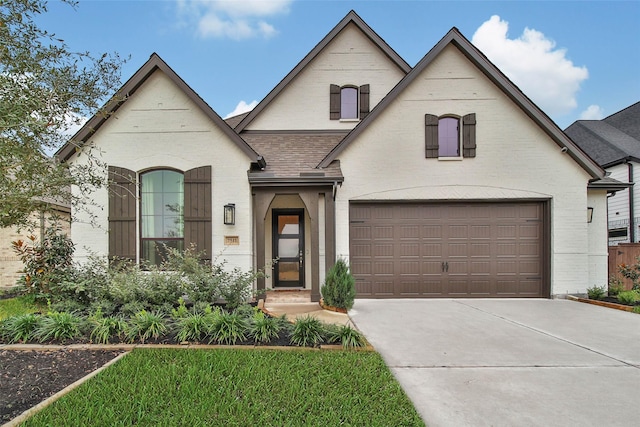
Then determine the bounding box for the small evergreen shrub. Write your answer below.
[175,311,210,342]
[126,310,168,343]
[586,285,606,300]
[248,310,281,344]
[617,290,640,305]
[3,313,39,343]
[290,315,324,347]
[325,324,365,349]
[321,258,356,310]
[34,311,84,342]
[208,310,247,345]
[608,277,625,297]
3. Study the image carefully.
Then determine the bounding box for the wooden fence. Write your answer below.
[608,243,640,290]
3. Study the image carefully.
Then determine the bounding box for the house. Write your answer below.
[565,102,640,245]
[0,200,71,289]
[57,11,617,300]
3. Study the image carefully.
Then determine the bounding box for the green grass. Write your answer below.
[0,296,39,320]
[23,348,424,426]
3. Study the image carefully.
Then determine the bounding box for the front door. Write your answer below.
[273,209,304,287]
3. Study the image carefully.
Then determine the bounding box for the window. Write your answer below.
[425,113,476,158]
[438,117,460,157]
[108,165,212,265]
[340,87,358,119]
[330,84,370,120]
[140,169,184,265]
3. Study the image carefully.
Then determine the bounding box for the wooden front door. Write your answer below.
[273,209,305,287]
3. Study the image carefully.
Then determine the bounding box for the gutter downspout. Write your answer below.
[629,162,635,242]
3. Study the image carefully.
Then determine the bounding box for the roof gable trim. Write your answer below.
[56,53,260,162]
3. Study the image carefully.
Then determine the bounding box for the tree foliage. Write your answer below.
[0,0,125,228]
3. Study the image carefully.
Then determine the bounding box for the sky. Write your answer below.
[37,0,640,131]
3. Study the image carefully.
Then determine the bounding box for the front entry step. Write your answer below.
[265,289,311,303]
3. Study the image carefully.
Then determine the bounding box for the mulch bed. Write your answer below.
[0,349,125,424]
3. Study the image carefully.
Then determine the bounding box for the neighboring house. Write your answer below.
[57,11,617,300]
[0,201,71,289]
[565,102,640,245]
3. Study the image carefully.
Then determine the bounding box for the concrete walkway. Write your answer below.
[263,301,353,326]
[349,299,640,427]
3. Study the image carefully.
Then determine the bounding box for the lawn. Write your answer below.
[0,296,39,320]
[22,348,425,426]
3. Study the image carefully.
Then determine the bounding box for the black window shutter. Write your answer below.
[425,114,439,158]
[108,166,137,264]
[184,166,212,262]
[359,84,370,120]
[462,113,476,158]
[330,84,341,120]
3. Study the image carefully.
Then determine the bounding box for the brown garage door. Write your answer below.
[350,202,548,298]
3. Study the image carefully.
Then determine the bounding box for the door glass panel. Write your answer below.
[278,238,299,258]
[278,262,300,282]
[278,215,299,235]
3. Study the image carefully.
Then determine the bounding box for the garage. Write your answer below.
[349,202,549,298]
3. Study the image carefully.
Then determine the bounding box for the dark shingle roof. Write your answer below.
[603,101,640,141]
[565,101,640,167]
[243,132,345,180]
[565,121,640,167]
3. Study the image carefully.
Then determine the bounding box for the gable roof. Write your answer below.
[565,120,640,167]
[318,27,604,180]
[56,53,260,162]
[233,10,411,132]
[603,101,640,140]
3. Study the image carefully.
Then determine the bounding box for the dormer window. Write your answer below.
[330,84,370,120]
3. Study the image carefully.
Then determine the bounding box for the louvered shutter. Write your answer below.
[184,166,212,262]
[359,84,370,120]
[462,113,477,158]
[108,166,137,263]
[330,84,341,120]
[425,114,439,158]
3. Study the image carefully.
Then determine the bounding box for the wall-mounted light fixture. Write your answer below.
[587,207,594,223]
[224,203,236,225]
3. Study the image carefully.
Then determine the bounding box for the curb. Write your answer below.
[566,295,637,313]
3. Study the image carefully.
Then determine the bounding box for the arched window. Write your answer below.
[438,116,460,157]
[340,86,358,119]
[140,169,184,265]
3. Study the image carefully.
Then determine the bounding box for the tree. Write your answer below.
[0,0,125,228]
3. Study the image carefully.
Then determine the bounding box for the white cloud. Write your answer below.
[579,104,605,120]
[177,0,291,40]
[225,100,258,118]
[472,15,588,116]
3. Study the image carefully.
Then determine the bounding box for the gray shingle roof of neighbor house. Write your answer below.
[55,53,261,163]
[565,101,640,168]
[317,26,605,181]
[565,120,640,167]
[233,10,412,133]
[604,101,640,140]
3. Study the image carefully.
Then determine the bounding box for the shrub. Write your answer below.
[175,311,211,343]
[325,324,365,349]
[208,310,247,345]
[12,225,74,301]
[126,310,169,343]
[586,285,606,300]
[90,315,127,344]
[608,277,625,297]
[617,290,640,305]
[248,310,281,344]
[618,258,640,291]
[290,315,324,347]
[3,313,39,343]
[321,258,356,310]
[34,311,84,342]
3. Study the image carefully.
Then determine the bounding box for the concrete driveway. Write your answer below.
[350,299,640,427]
